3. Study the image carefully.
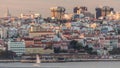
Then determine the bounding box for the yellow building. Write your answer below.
[29,24,55,37]
[107,12,120,20]
[29,31,55,38]
[25,47,54,54]
[50,6,65,20]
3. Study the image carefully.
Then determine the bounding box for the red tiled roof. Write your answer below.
[29,31,54,33]
[22,37,33,40]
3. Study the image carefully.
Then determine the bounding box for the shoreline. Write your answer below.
[0,59,120,63]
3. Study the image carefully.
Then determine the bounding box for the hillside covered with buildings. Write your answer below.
[0,6,120,60]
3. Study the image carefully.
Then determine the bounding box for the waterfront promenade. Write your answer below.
[1,58,120,63]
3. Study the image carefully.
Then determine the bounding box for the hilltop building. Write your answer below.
[50,6,66,20]
[4,8,11,17]
[73,6,87,14]
[95,6,114,19]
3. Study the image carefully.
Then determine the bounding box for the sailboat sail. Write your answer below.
[33,54,41,67]
[36,54,41,63]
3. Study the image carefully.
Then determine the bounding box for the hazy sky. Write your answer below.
[0,0,120,17]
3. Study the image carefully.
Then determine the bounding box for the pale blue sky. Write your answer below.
[0,0,120,17]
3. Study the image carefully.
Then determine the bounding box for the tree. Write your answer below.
[0,50,17,59]
[54,47,61,53]
[69,40,78,49]
[84,45,93,54]
[69,40,84,52]
[103,47,107,50]
[76,42,84,50]
[109,48,120,55]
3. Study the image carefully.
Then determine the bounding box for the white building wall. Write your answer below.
[8,41,25,56]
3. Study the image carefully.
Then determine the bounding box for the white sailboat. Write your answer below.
[33,54,41,67]
[36,54,41,63]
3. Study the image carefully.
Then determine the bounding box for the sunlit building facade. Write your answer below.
[95,6,114,19]
[50,6,65,20]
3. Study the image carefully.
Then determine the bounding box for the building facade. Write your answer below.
[73,6,87,14]
[25,47,54,54]
[95,6,114,19]
[7,41,25,56]
[50,6,65,20]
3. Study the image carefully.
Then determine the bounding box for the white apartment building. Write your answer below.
[8,40,25,56]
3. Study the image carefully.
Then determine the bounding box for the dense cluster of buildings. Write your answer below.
[0,6,120,57]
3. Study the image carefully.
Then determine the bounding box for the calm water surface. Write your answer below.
[0,62,120,68]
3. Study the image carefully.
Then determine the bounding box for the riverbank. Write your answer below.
[1,59,120,63]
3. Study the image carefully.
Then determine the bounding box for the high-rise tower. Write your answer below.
[73,6,87,14]
[50,6,65,20]
[4,8,11,17]
[95,6,114,19]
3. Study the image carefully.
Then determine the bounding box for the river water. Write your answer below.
[0,62,120,68]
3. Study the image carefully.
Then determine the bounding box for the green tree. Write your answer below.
[69,40,78,49]
[0,50,17,59]
[84,45,93,54]
[54,47,61,53]
[109,48,120,55]
[69,40,84,52]
[76,42,84,50]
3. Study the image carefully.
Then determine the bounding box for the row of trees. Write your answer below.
[0,50,17,59]
[53,40,97,55]
[69,40,97,55]
[23,39,120,55]
[109,48,120,55]
[69,40,120,55]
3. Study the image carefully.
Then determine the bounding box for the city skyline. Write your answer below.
[0,0,120,17]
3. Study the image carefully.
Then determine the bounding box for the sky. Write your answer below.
[0,0,120,17]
